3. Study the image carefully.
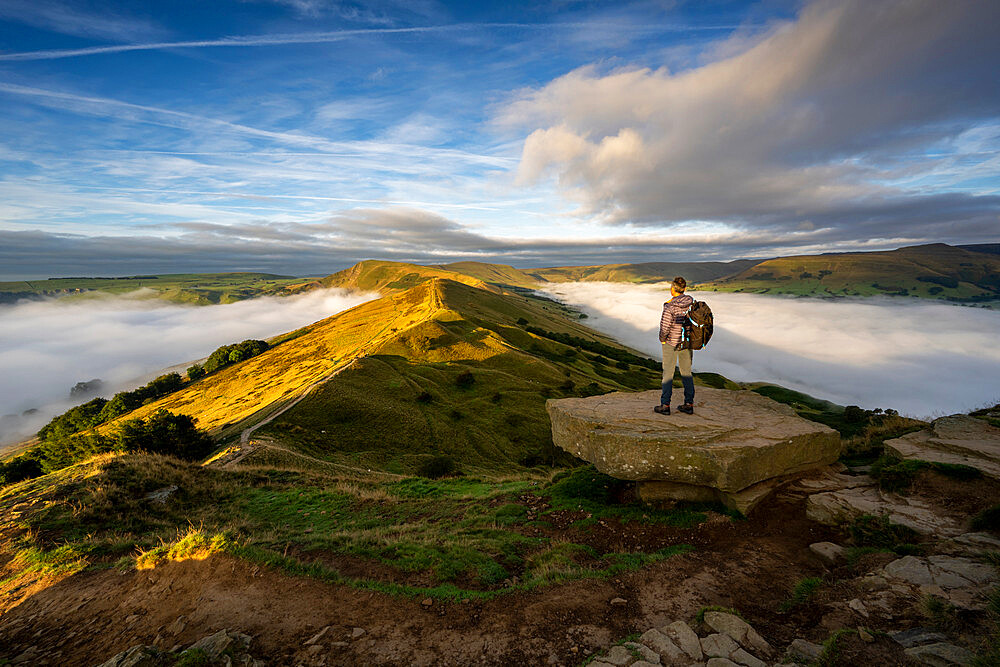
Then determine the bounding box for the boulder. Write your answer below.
[546,388,840,513]
[809,542,846,566]
[904,642,974,666]
[885,414,1000,479]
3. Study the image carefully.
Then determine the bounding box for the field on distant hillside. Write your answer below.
[0,272,314,305]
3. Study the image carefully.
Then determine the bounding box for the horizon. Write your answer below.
[2,240,996,283]
[1,1,999,276]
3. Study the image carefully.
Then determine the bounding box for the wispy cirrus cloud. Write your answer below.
[0,0,166,42]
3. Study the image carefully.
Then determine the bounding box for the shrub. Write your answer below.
[455,370,475,389]
[0,456,44,485]
[872,456,981,493]
[971,504,1000,532]
[415,391,433,403]
[843,405,867,423]
[850,514,921,552]
[186,363,206,380]
[114,409,215,461]
[417,455,459,479]
[780,577,822,611]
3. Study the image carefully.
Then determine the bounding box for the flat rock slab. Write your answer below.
[547,388,840,513]
[885,415,1000,479]
[806,485,964,536]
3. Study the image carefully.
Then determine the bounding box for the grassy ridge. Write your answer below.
[531,260,758,285]
[0,272,312,305]
[699,244,1000,301]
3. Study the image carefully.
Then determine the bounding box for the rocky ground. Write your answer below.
[2,415,998,666]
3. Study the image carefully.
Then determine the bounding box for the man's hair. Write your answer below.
[672,276,687,292]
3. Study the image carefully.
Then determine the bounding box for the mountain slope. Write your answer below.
[700,243,1000,301]
[531,260,759,284]
[320,260,495,293]
[104,277,664,473]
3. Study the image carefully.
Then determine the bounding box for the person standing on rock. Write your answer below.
[655,276,695,415]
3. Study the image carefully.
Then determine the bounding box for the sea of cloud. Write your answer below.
[0,288,376,444]
[538,283,1000,419]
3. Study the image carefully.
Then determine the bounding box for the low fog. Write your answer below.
[0,288,376,444]
[539,283,1000,419]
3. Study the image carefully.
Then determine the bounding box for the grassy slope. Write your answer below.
[530,260,759,284]
[320,259,494,293]
[699,244,1000,301]
[0,272,312,305]
[257,278,667,475]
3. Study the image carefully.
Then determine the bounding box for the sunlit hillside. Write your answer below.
[319,259,495,293]
[103,275,665,472]
[700,243,1000,301]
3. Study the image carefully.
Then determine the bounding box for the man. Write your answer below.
[655,276,695,415]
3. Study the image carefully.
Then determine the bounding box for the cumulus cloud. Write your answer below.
[503,0,1000,239]
[538,282,1000,419]
[0,288,376,444]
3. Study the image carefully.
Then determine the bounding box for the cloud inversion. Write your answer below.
[538,282,1000,419]
[0,288,376,444]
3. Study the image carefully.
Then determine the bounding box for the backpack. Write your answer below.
[682,301,714,350]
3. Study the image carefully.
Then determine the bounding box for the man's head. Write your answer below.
[671,276,687,296]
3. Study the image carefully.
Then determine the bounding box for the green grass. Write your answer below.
[779,576,822,611]
[815,628,858,667]
[543,466,714,527]
[871,455,982,493]
[971,504,1000,532]
[3,454,697,600]
[849,514,923,555]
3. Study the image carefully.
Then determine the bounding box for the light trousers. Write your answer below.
[661,344,694,406]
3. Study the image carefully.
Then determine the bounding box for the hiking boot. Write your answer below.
[653,404,670,415]
[677,403,694,415]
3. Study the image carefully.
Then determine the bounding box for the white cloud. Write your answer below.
[538,282,1000,419]
[502,0,1000,233]
[0,288,376,444]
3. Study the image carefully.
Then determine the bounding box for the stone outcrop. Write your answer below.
[805,479,965,536]
[546,388,840,513]
[885,414,1000,479]
[590,614,771,667]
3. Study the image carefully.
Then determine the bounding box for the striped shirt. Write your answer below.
[659,294,694,348]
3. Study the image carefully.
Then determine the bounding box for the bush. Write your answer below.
[0,456,44,485]
[115,409,215,461]
[843,405,867,423]
[871,456,981,493]
[455,370,475,389]
[187,363,206,380]
[415,391,433,403]
[850,514,921,552]
[417,455,459,479]
[204,339,268,374]
[971,504,1000,532]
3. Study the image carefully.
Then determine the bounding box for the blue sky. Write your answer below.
[0,0,997,278]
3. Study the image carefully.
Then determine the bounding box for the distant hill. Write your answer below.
[531,260,759,285]
[0,272,311,305]
[698,243,1000,302]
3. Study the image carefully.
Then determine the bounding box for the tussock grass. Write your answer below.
[779,576,823,611]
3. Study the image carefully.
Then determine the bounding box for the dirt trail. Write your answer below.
[0,498,860,666]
